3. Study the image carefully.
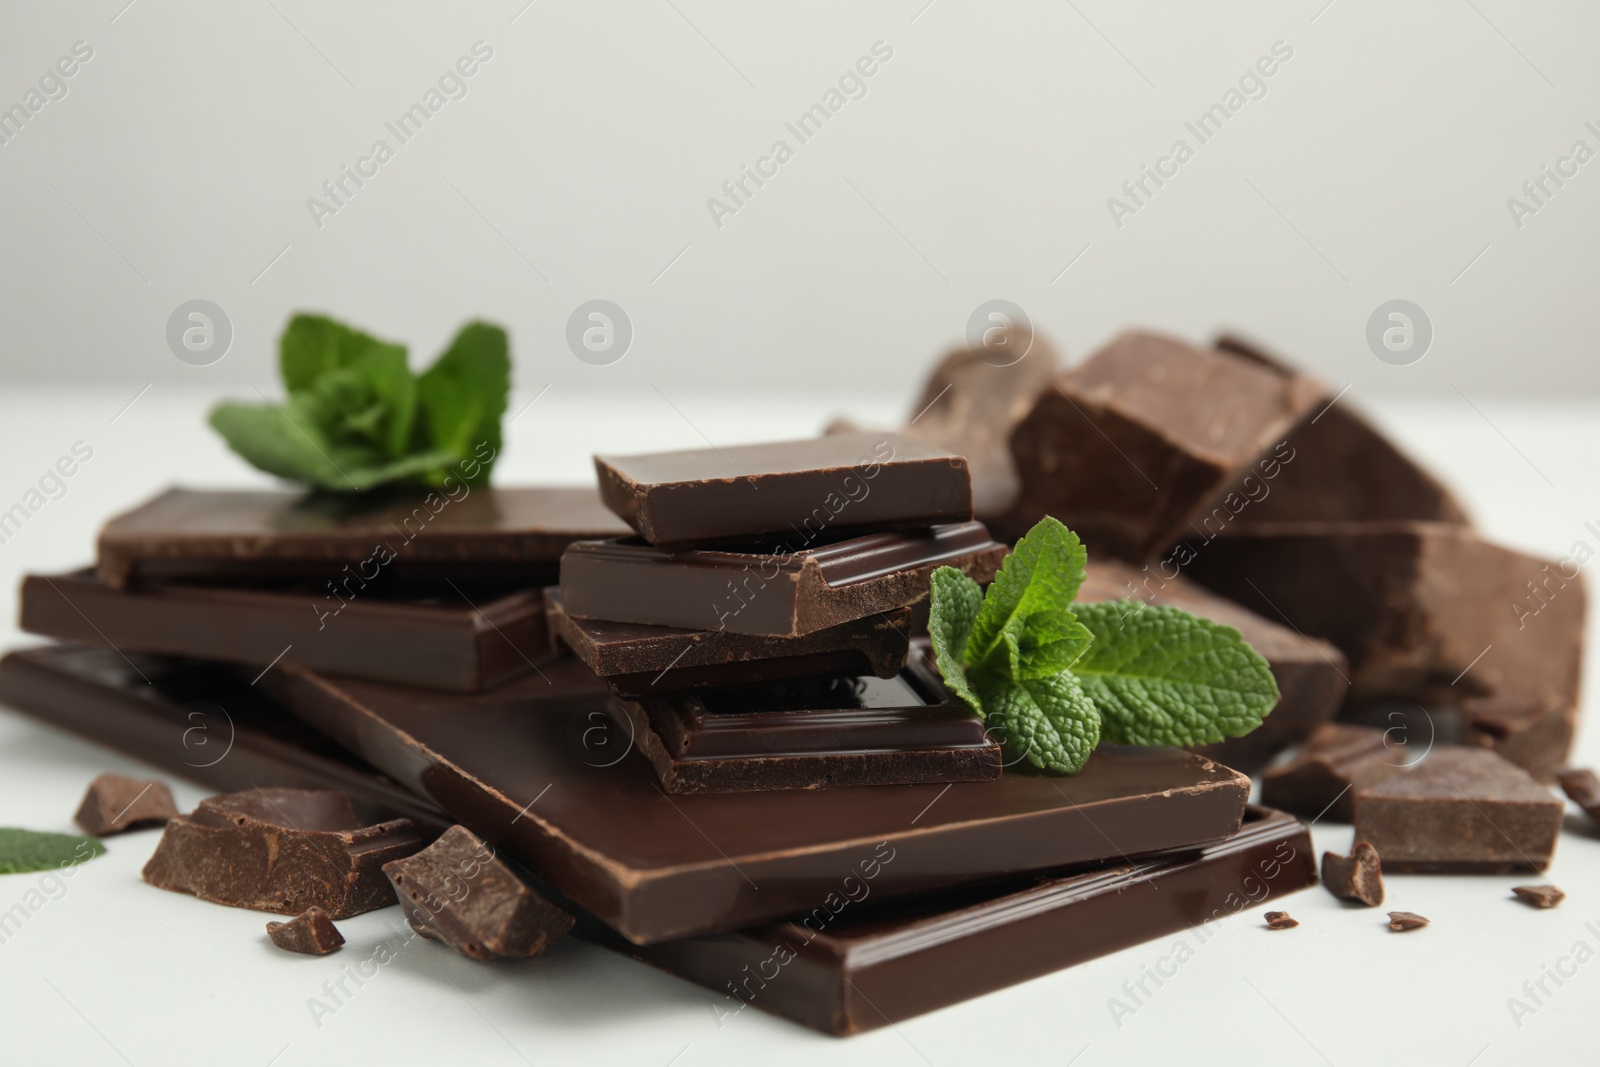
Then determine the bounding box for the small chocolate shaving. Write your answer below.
[1511,885,1565,909]
[1322,842,1384,906]
[267,906,345,955]
[1264,910,1299,930]
[74,773,178,836]
[1557,768,1600,824]
[1388,910,1429,931]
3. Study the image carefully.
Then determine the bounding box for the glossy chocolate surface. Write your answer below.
[22,570,553,692]
[272,662,1250,943]
[97,486,630,588]
[559,521,1008,637]
[594,431,972,545]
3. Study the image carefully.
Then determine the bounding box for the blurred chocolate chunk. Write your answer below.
[1352,747,1563,873]
[1184,522,1586,780]
[1264,910,1299,930]
[1262,724,1401,822]
[1007,331,1323,561]
[266,906,345,955]
[1388,911,1429,932]
[74,773,178,836]
[1557,768,1600,824]
[1512,885,1564,909]
[1078,561,1348,773]
[1321,841,1384,906]
[142,788,422,918]
[384,825,573,961]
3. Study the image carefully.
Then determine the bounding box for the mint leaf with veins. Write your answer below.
[973,668,1100,774]
[927,566,983,714]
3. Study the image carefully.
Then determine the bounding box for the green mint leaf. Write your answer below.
[966,517,1088,674]
[0,827,105,874]
[279,314,406,393]
[208,401,457,492]
[973,668,1100,774]
[415,322,510,485]
[1070,600,1280,746]
[927,565,983,713]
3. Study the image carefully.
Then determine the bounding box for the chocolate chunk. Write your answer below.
[594,432,972,546]
[23,570,555,693]
[1007,331,1323,561]
[1213,333,1470,527]
[559,522,1008,638]
[1078,561,1349,773]
[1264,910,1299,929]
[96,486,629,589]
[73,772,178,836]
[1262,724,1402,822]
[1557,767,1600,824]
[1352,747,1564,873]
[1512,885,1564,909]
[142,788,423,917]
[275,661,1252,944]
[1184,522,1586,780]
[546,589,909,698]
[1321,841,1385,906]
[266,905,345,954]
[384,825,573,960]
[1388,910,1429,931]
[620,664,1001,793]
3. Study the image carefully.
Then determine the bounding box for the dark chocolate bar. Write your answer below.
[1007,331,1324,561]
[97,486,630,588]
[545,589,909,698]
[272,661,1251,943]
[619,664,1001,793]
[1077,560,1348,773]
[560,521,1008,637]
[594,431,972,545]
[22,569,554,692]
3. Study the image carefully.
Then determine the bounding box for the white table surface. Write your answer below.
[0,382,1595,1067]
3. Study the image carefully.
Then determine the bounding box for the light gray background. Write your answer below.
[2,0,1597,394]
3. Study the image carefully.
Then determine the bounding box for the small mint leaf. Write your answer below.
[0,827,105,874]
[999,608,1095,680]
[967,517,1087,672]
[1071,601,1280,746]
[973,668,1099,774]
[927,565,983,714]
[279,314,406,393]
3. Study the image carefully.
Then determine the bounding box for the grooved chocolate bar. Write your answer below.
[559,522,1008,637]
[595,431,972,545]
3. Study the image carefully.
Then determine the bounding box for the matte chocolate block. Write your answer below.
[97,486,630,588]
[546,589,909,698]
[1213,333,1470,527]
[1007,331,1323,561]
[1261,723,1403,822]
[1352,747,1563,873]
[620,664,1001,793]
[594,431,971,546]
[73,772,178,836]
[1077,560,1348,773]
[142,788,423,917]
[272,662,1250,944]
[22,569,554,693]
[619,806,1315,1035]
[560,522,1008,638]
[1182,521,1586,780]
[267,906,345,955]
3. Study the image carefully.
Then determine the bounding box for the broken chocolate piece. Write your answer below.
[142,788,423,918]
[1007,330,1323,561]
[1352,747,1564,873]
[1079,561,1348,773]
[1262,724,1402,822]
[1388,911,1429,931]
[1184,521,1586,780]
[1264,910,1299,929]
[266,905,345,954]
[594,431,972,546]
[1512,885,1565,909]
[1321,841,1384,906]
[383,825,573,960]
[559,522,1008,638]
[1557,768,1600,824]
[546,589,910,698]
[73,772,178,836]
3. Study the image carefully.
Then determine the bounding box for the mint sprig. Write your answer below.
[927,516,1279,774]
[209,314,510,492]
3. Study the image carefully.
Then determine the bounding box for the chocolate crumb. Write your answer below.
[1388,910,1429,931]
[74,773,178,836]
[1322,841,1384,906]
[267,906,345,955]
[1511,885,1565,909]
[1557,768,1600,824]
[1264,910,1299,930]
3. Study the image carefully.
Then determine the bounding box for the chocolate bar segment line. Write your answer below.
[594,431,973,545]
